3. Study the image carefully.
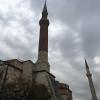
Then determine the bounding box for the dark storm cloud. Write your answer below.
[0,0,100,100]
[49,0,100,59]
[81,18,100,57]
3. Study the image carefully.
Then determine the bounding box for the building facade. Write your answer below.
[0,1,72,100]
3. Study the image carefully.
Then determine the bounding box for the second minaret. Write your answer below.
[85,59,98,100]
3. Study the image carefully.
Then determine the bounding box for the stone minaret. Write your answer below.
[85,59,98,100]
[36,0,50,72]
[38,0,49,64]
[35,0,51,88]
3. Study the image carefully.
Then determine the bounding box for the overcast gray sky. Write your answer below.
[0,0,100,100]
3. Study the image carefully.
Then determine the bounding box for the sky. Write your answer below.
[0,0,100,100]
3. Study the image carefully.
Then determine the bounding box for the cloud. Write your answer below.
[0,0,100,100]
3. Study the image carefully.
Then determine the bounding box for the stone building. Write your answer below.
[0,1,72,100]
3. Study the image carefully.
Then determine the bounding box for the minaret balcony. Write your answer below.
[39,18,49,26]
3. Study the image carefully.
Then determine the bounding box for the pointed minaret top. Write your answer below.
[42,0,48,18]
[84,58,92,76]
[43,0,47,12]
[85,58,89,69]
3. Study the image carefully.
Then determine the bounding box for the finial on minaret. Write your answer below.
[84,58,92,76]
[43,0,47,12]
[84,58,98,100]
[42,0,48,18]
[85,58,89,69]
[84,58,91,76]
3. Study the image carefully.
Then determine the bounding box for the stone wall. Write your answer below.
[6,66,22,84]
[22,61,34,82]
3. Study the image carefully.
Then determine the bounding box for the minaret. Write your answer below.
[85,59,97,100]
[38,0,49,63]
[35,1,55,94]
[35,0,51,87]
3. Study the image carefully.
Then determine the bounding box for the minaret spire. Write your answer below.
[85,58,91,76]
[84,58,98,100]
[43,0,47,12]
[42,0,48,18]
